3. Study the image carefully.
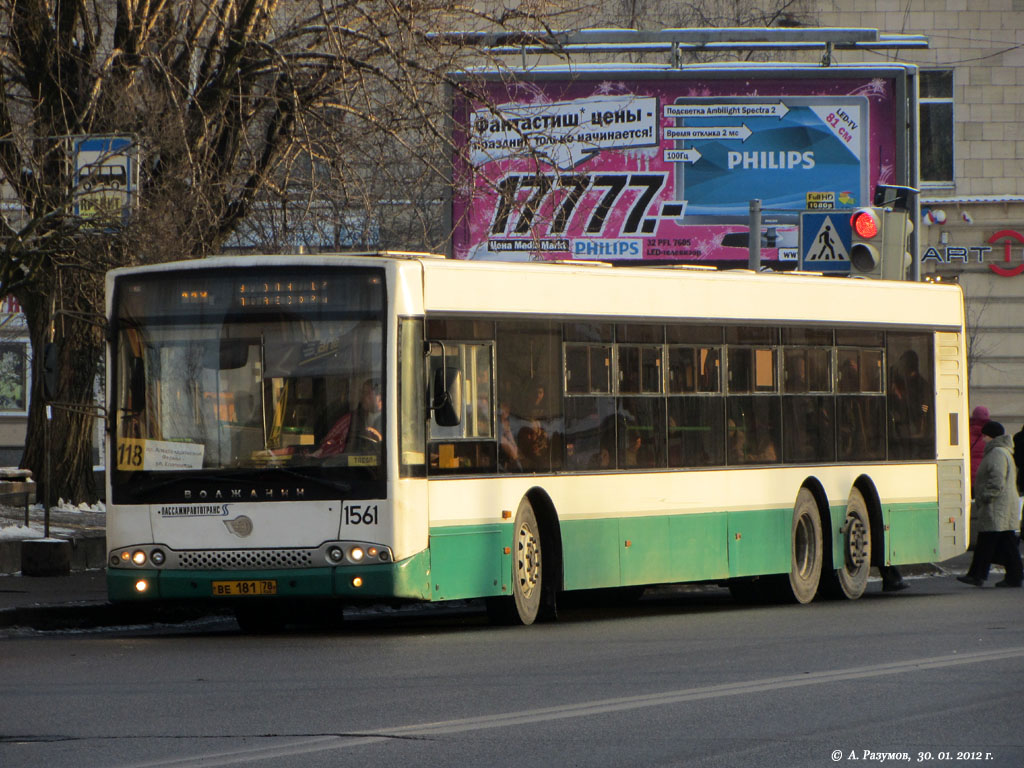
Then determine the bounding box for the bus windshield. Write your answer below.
[111,268,385,494]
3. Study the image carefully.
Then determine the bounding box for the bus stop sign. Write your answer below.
[73,135,135,223]
[800,212,851,273]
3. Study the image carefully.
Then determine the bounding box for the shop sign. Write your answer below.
[920,229,1024,277]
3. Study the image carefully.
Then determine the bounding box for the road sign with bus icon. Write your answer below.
[74,136,135,223]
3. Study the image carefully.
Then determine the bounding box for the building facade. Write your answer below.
[817,0,1024,428]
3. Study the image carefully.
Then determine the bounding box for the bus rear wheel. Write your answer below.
[830,488,872,600]
[487,499,543,625]
[788,488,823,604]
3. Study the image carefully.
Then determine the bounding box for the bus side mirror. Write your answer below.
[431,365,462,427]
[42,342,59,401]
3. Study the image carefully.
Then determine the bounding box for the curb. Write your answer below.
[0,600,232,631]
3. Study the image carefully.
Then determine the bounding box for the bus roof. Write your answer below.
[108,253,964,331]
[415,257,963,332]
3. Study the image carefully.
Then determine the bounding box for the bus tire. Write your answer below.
[830,488,873,600]
[487,499,543,625]
[788,487,823,604]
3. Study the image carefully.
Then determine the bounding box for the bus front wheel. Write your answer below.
[487,499,543,625]
[788,488,823,604]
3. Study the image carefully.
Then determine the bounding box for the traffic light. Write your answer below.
[849,208,882,275]
[894,209,914,278]
[849,207,911,280]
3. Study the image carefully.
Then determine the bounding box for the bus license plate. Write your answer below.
[211,580,277,597]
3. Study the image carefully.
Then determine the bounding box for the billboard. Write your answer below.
[451,66,911,264]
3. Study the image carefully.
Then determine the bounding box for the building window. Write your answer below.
[0,340,29,414]
[920,70,954,186]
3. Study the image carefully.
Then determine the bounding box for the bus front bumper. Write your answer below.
[108,549,431,603]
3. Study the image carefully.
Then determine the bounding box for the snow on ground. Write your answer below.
[0,500,105,541]
[0,524,43,541]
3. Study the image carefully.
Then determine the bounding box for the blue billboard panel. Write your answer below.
[671,97,867,224]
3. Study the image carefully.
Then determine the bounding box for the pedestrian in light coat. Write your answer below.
[958,422,1024,587]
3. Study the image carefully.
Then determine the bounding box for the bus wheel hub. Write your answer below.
[842,516,869,569]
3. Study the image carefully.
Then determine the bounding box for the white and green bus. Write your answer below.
[106,253,969,629]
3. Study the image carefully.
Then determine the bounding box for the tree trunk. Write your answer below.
[19,288,102,506]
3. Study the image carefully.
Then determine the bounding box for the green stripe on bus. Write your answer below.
[427,501,940,597]
[884,503,940,564]
[827,501,940,568]
[430,508,794,595]
[110,502,941,605]
[428,524,511,600]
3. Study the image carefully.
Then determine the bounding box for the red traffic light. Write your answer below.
[851,209,881,239]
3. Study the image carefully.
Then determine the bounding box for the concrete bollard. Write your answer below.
[21,539,72,577]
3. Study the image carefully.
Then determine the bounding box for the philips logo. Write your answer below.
[572,239,643,259]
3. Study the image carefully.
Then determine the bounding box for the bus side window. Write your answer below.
[836,347,886,461]
[497,321,563,474]
[887,333,935,460]
[427,341,496,474]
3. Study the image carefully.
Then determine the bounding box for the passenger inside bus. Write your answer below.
[889,349,932,459]
[310,378,382,459]
[312,379,352,457]
[517,413,550,471]
[498,399,522,471]
[728,407,779,464]
[350,378,383,450]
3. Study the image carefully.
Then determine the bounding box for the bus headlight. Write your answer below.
[328,546,344,563]
[132,550,147,566]
[150,549,165,566]
[349,546,365,562]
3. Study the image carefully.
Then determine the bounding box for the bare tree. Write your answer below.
[595,0,818,61]
[0,0,583,503]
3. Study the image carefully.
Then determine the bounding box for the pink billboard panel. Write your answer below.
[451,67,908,263]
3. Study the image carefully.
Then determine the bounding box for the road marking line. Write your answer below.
[121,646,1024,767]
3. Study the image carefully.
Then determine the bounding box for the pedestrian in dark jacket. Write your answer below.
[958,422,1023,587]
[1013,424,1024,537]
[969,405,990,488]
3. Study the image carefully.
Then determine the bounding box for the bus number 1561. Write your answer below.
[343,503,379,526]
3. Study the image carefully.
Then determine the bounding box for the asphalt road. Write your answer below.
[2,574,1023,768]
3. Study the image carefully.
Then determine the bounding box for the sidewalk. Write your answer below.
[1,502,108,629]
[0,502,231,630]
[0,570,226,631]
[0,501,107,574]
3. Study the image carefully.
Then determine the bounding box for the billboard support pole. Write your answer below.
[748,199,761,271]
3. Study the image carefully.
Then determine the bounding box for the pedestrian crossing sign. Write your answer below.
[800,212,852,273]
